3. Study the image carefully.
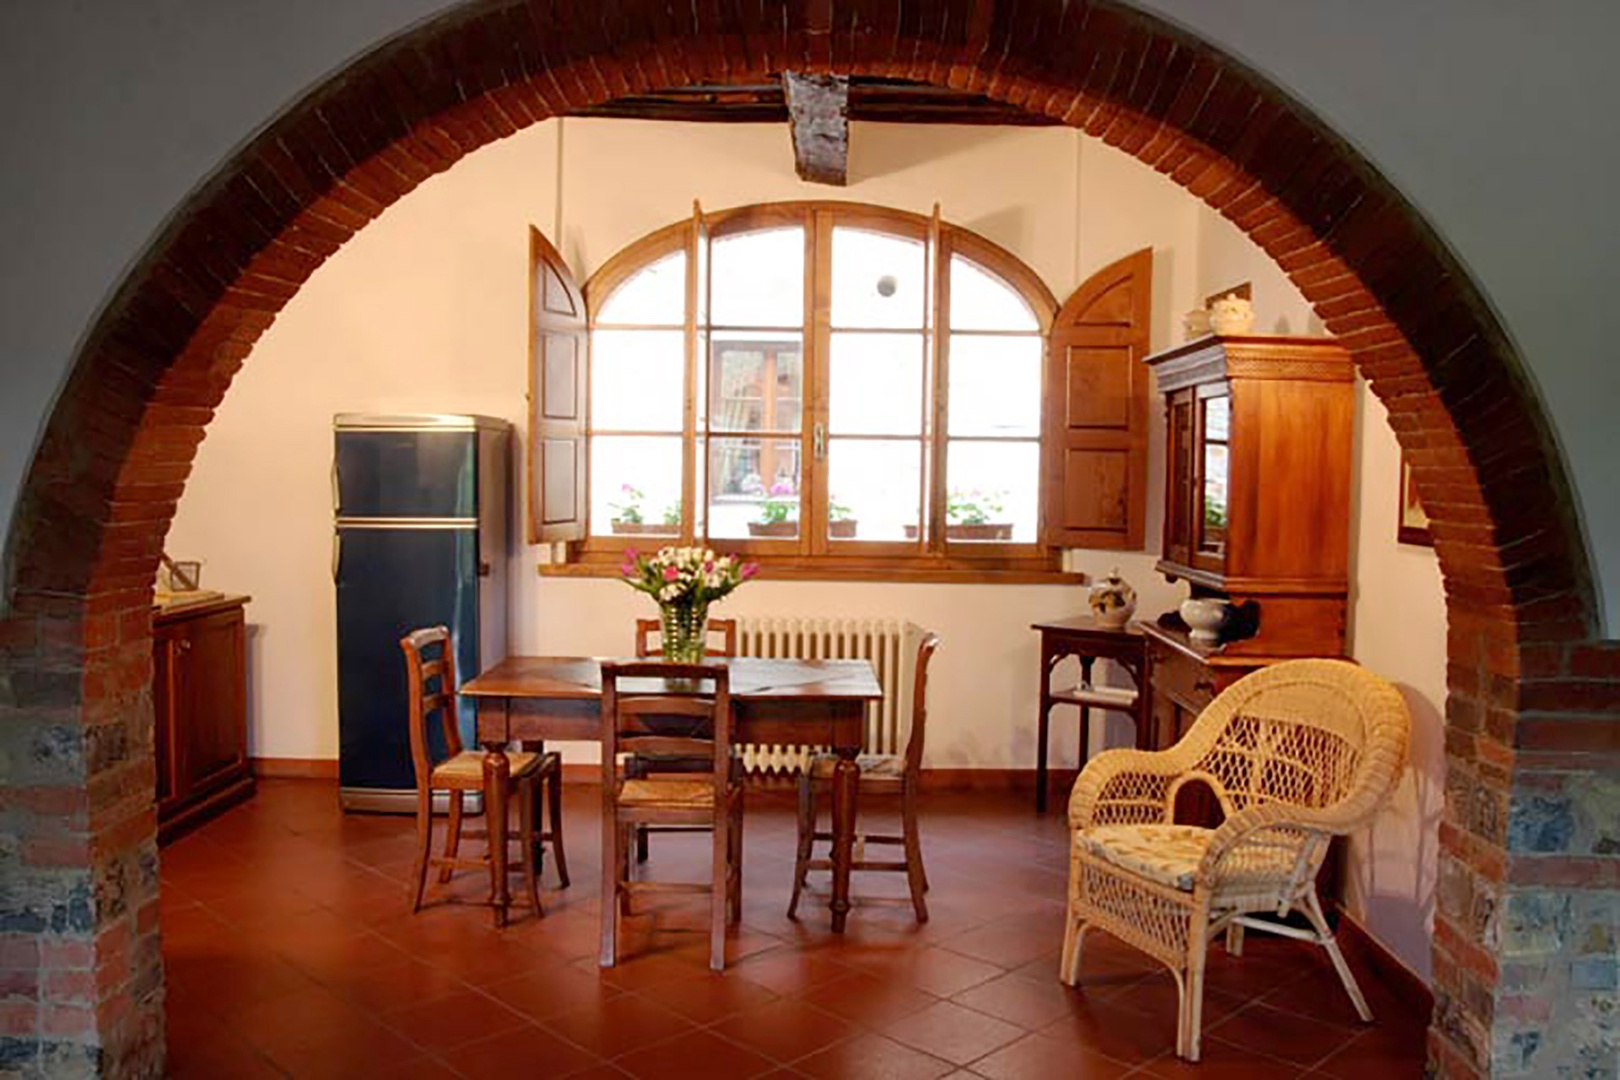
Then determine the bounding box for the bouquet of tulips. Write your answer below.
[618,546,757,605]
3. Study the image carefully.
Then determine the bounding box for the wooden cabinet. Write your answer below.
[1146,334,1355,659]
[154,595,254,844]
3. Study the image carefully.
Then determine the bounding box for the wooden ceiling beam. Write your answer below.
[781,72,850,186]
[569,78,1061,127]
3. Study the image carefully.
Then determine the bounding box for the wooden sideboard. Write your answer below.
[154,594,254,844]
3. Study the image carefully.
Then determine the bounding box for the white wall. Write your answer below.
[168,120,1197,773]
[1197,207,1446,978]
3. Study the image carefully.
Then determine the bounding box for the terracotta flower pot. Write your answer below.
[747,520,797,537]
[947,522,1013,541]
[829,519,858,539]
[901,522,1013,540]
[610,521,671,536]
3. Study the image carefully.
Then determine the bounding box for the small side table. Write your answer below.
[1031,615,1150,813]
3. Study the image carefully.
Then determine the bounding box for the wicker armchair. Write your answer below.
[1061,658,1410,1061]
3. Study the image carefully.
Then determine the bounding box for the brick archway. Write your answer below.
[2,3,1612,1076]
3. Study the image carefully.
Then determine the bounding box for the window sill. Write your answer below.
[538,556,1087,586]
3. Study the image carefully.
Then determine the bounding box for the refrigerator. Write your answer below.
[333,413,511,813]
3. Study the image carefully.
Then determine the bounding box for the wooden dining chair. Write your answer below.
[599,661,743,972]
[788,631,941,923]
[629,617,738,863]
[633,617,738,659]
[400,626,568,921]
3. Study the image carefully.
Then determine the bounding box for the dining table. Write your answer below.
[460,655,884,930]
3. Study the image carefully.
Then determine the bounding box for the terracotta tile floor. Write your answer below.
[160,780,1427,1078]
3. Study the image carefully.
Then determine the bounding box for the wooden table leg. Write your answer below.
[1035,698,1051,814]
[482,744,511,928]
[828,747,859,933]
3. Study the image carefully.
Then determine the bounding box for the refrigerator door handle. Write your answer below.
[331,457,341,516]
[332,529,342,584]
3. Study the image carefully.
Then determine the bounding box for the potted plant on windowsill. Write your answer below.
[608,484,670,536]
[905,489,1013,540]
[747,481,798,537]
[828,497,858,539]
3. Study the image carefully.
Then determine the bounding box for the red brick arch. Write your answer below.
[2,3,1611,1076]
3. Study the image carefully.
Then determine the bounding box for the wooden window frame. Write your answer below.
[551,200,1099,584]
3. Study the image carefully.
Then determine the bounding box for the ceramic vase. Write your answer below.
[1088,567,1138,628]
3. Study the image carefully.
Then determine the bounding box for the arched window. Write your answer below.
[531,202,1151,579]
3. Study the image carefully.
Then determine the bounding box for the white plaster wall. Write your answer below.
[168,119,1198,772]
[1197,207,1447,979]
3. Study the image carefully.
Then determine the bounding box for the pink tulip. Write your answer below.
[740,562,759,579]
[662,565,680,581]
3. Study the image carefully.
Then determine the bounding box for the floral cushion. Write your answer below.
[1074,823,1300,894]
[1075,824,1213,891]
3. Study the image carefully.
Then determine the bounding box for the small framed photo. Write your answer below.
[1397,454,1432,547]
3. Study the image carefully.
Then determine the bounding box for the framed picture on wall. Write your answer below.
[1398,453,1432,546]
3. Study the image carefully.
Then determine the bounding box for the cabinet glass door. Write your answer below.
[1165,390,1196,567]
[1196,394,1230,562]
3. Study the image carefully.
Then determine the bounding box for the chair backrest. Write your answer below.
[399,626,463,791]
[899,632,942,774]
[634,617,738,658]
[1177,658,1409,828]
[600,661,733,790]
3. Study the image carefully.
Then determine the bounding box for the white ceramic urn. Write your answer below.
[1179,597,1228,644]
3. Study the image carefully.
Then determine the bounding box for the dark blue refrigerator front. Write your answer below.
[333,414,510,812]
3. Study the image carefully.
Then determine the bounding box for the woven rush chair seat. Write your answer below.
[430,749,543,785]
[617,778,717,809]
[1061,658,1410,1063]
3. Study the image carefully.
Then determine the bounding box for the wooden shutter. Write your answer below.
[1043,247,1152,550]
[527,226,588,544]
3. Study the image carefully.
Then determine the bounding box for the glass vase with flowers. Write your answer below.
[618,546,758,662]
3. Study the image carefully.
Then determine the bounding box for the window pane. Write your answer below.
[1201,441,1229,555]
[710,332,802,434]
[589,435,683,537]
[948,334,1042,437]
[591,329,684,431]
[829,332,924,436]
[831,227,925,330]
[707,437,801,540]
[596,250,686,325]
[1203,395,1230,442]
[946,440,1040,542]
[950,255,1038,331]
[711,227,804,328]
[827,439,922,543]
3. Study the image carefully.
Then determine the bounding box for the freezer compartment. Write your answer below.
[335,428,478,520]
